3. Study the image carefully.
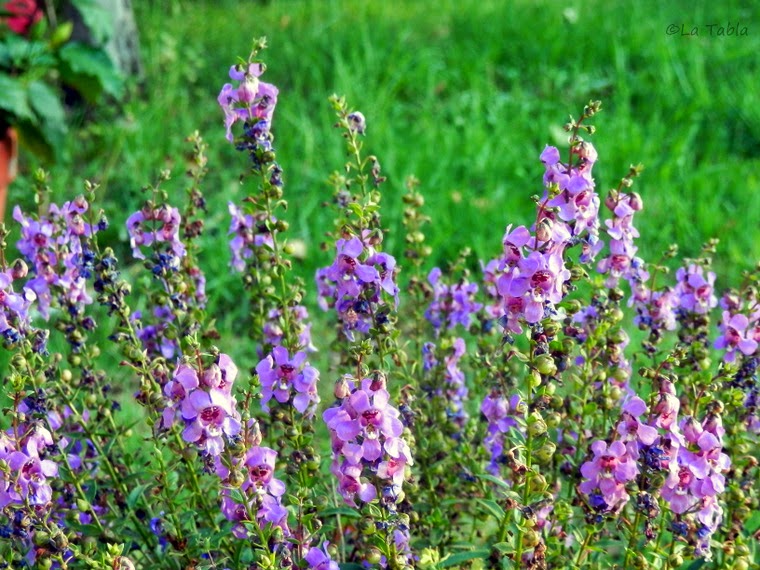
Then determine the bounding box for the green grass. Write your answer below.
[9,0,760,361]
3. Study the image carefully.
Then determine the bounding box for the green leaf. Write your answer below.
[15,120,56,163]
[438,548,491,568]
[0,76,34,122]
[475,498,504,521]
[320,507,361,519]
[746,509,760,533]
[70,0,114,45]
[491,542,512,553]
[58,42,123,101]
[226,488,246,505]
[338,564,365,570]
[126,483,152,509]
[28,81,66,129]
[477,474,521,500]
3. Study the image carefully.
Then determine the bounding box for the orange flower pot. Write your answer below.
[0,127,18,223]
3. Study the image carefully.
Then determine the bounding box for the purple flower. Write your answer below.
[674,265,717,314]
[481,391,523,476]
[256,346,320,416]
[714,311,758,362]
[12,199,103,321]
[181,389,241,456]
[161,355,242,456]
[3,451,58,506]
[579,440,637,511]
[305,542,339,570]
[617,397,658,448]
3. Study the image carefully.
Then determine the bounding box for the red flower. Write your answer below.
[3,0,42,36]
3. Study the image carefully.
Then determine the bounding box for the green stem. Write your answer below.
[623,511,643,567]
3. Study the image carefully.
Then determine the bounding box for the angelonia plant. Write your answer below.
[0,37,758,570]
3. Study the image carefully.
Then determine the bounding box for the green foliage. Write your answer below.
[0,3,122,161]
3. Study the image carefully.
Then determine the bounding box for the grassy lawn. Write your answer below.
[9,0,760,350]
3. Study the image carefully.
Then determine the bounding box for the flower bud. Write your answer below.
[33,530,51,546]
[527,369,542,389]
[527,414,547,437]
[536,219,553,242]
[534,354,557,377]
[347,112,366,134]
[334,376,351,399]
[366,549,383,565]
[534,442,556,465]
[115,557,136,570]
[11,259,28,280]
[522,529,540,548]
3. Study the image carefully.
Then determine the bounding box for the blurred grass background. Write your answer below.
[9,0,760,356]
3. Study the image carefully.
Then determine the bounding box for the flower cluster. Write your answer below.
[424,267,482,334]
[577,384,731,559]
[673,264,717,315]
[483,142,602,333]
[316,236,399,338]
[216,444,290,538]
[481,391,524,476]
[661,413,729,556]
[218,62,278,143]
[323,374,414,567]
[13,197,105,321]
[256,346,320,417]
[323,375,412,506]
[579,398,647,515]
[227,202,274,272]
[0,418,58,510]
[541,143,602,261]
[0,263,36,344]
[421,339,469,434]
[126,204,186,266]
[596,190,644,287]
[161,354,242,456]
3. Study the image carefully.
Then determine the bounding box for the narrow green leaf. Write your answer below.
[439,548,491,568]
[475,498,505,521]
[126,483,152,509]
[477,474,521,500]
[320,507,361,519]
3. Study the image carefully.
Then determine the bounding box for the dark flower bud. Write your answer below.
[11,259,28,280]
[347,112,366,134]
